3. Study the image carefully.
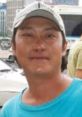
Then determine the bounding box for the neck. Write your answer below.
[22,72,72,105]
[26,70,61,92]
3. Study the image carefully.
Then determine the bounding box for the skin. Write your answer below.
[75,70,82,79]
[12,17,72,105]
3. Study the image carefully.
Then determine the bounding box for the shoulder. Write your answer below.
[0,93,21,116]
[67,78,82,109]
[72,78,82,93]
[73,78,82,85]
[3,94,20,107]
[73,79,82,111]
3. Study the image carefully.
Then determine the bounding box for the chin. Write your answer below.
[24,62,53,75]
[28,66,53,76]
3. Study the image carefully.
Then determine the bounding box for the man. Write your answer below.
[67,35,82,78]
[1,1,82,117]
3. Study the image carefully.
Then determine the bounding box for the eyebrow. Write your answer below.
[18,26,32,30]
[18,26,60,31]
[44,27,60,31]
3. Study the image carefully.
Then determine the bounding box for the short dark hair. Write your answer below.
[12,28,17,45]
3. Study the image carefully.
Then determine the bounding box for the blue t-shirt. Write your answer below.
[1,78,82,117]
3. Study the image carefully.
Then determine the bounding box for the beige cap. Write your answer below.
[13,1,66,40]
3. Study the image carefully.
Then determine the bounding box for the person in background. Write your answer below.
[1,1,82,117]
[67,34,82,78]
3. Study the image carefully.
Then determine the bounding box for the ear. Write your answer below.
[62,41,67,56]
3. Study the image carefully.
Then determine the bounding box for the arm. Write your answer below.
[75,69,82,79]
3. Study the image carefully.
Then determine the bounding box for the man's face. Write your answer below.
[13,17,66,76]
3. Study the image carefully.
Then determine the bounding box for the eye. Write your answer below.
[22,33,33,37]
[46,33,55,39]
[48,34,54,38]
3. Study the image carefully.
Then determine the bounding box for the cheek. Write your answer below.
[52,41,63,53]
[51,42,63,62]
[15,40,28,61]
[14,44,29,69]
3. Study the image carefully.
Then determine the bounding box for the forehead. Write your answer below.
[18,16,60,30]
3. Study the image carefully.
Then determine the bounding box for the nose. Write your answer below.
[33,37,46,52]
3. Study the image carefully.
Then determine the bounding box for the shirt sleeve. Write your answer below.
[0,108,6,117]
[76,49,82,70]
